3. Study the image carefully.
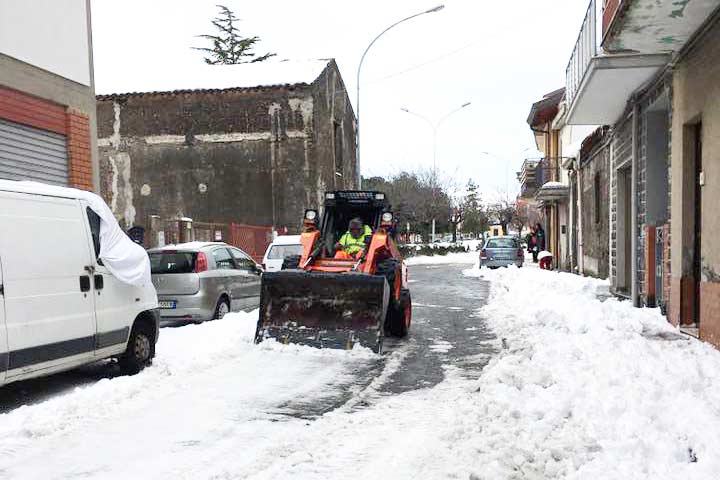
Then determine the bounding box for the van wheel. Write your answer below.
[119,324,153,375]
[214,297,230,320]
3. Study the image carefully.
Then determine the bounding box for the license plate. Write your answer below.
[159,300,177,309]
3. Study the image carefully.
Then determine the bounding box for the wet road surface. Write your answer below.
[0,263,496,416]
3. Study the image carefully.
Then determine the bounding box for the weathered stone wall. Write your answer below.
[579,128,610,279]
[96,61,357,233]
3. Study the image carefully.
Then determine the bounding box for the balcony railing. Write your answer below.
[566,0,599,109]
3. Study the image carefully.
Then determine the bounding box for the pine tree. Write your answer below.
[460,180,488,237]
[193,5,276,65]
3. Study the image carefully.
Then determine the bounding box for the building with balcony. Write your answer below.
[0,1,97,191]
[563,0,720,347]
[517,159,540,198]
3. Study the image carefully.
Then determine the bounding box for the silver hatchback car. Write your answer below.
[148,242,262,325]
[480,236,524,268]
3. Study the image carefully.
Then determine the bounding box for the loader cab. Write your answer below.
[319,191,389,257]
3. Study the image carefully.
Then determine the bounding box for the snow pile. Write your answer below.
[459,266,720,479]
[405,251,478,265]
[0,311,379,479]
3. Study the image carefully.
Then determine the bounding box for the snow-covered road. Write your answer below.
[2,258,720,479]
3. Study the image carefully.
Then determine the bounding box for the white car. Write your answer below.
[261,235,303,272]
[0,180,159,387]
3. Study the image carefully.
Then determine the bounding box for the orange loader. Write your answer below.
[255,191,412,353]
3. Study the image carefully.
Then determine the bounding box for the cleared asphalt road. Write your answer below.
[0,263,495,415]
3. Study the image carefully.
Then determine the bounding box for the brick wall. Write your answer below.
[66,110,93,191]
[0,85,94,190]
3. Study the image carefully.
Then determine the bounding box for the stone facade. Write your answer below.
[608,74,672,306]
[96,60,357,233]
[578,127,610,279]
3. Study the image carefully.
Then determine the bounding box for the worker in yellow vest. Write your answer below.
[334,218,372,259]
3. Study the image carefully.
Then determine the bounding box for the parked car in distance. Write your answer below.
[0,180,159,387]
[262,235,303,272]
[479,236,524,269]
[149,242,262,325]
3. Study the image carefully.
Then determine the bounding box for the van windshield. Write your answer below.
[150,252,196,274]
[267,244,303,260]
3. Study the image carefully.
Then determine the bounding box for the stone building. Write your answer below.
[0,0,97,191]
[670,9,720,343]
[562,0,720,347]
[95,59,357,236]
[577,127,611,279]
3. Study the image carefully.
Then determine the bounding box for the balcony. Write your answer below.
[534,158,569,203]
[603,0,720,54]
[564,0,670,125]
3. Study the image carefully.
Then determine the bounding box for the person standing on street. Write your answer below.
[527,225,538,263]
[535,223,546,252]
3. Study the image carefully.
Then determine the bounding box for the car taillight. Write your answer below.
[480,249,488,259]
[195,252,208,273]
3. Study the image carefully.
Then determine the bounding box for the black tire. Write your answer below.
[282,255,301,270]
[119,323,154,375]
[213,296,230,320]
[377,259,399,334]
[375,259,398,290]
[389,289,411,338]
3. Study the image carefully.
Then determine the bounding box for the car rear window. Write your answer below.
[267,244,303,260]
[149,252,196,274]
[486,238,518,249]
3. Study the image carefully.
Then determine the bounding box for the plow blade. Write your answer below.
[255,271,389,353]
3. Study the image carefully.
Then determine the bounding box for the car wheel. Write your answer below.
[214,297,230,320]
[119,324,153,375]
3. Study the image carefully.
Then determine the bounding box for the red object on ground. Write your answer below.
[539,256,552,270]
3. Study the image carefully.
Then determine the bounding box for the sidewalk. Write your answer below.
[461,265,720,479]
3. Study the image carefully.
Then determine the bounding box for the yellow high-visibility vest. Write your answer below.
[338,225,372,254]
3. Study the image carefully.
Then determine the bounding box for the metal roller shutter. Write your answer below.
[0,118,68,186]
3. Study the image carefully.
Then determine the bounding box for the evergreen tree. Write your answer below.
[460,180,488,236]
[194,5,276,65]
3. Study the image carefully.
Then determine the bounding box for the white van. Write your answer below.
[0,180,159,387]
[261,235,303,272]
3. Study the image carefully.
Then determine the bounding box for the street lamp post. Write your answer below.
[401,102,471,242]
[355,4,445,187]
[480,148,534,201]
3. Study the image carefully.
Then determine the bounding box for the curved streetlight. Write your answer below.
[400,101,471,242]
[480,148,534,201]
[401,101,471,174]
[356,4,445,186]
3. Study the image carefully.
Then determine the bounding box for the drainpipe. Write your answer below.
[576,163,584,275]
[631,103,639,307]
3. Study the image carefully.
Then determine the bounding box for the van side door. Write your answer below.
[81,204,136,357]
[0,256,8,385]
[0,192,96,379]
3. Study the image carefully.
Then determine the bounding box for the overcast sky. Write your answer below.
[91,0,589,200]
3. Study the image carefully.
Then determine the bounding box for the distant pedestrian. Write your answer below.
[527,225,538,263]
[535,223,546,250]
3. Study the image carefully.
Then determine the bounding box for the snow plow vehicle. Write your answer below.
[255,191,411,353]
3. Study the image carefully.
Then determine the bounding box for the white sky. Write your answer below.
[91,0,590,200]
